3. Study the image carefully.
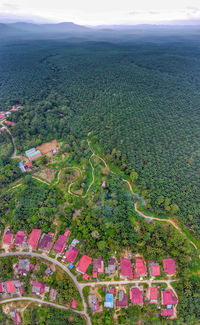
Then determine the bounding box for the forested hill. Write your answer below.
[0,34,199,236]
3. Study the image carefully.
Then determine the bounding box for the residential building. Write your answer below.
[15,259,33,276]
[3,230,13,245]
[163,259,176,275]
[39,233,54,253]
[135,257,147,278]
[104,293,114,308]
[27,229,41,250]
[15,230,26,246]
[149,260,160,277]
[32,282,45,295]
[161,308,173,317]
[146,287,158,304]
[116,291,128,308]
[121,258,133,279]
[53,234,68,254]
[72,299,78,309]
[130,288,143,305]
[92,256,104,278]
[62,247,79,263]
[88,295,100,312]
[10,310,21,324]
[76,255,92,274]
[105,258,117,274]
[162,290,178,305]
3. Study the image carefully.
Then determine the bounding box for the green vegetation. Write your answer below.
[23,305,86,325]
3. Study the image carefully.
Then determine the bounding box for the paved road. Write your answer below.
[79,279,177,288]
[0,297,85,315]
[0,252,91,325]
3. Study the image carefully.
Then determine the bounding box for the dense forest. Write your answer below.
[0,37,199,236]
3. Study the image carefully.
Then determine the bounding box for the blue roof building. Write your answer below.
[104,293,114,308]
[68,263,74,269]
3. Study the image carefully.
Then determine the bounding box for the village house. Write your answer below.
[83,273,89,281]
[76,255,92,274]
[130,287,143,305]
[0,280,24,296]
[15,259,34,276]
[27,229,41,251]
[5,121,16,126]
[53,232,69,255]
[135,257,147,278]
[163,258,176,275]
[161,290,177,305]
[10,310,21,324]
[116,290,128,308]
[104,293,114,308]
[88,294,100,312]
[72,299,78,309]
[149,260,160,277]
[32,282,46,295]
[38,233,54,253]
[92,256,104,278]
[105,258,117,274]
[3,229,13,246]
[45,267,54,276]
[120,258,133,279]
[68,238,79,251]
[62,247,79,264]
[161,308,174,317]
[15,230,26,247]
[146,287,158,304]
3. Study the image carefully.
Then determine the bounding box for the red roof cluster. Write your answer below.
[163,258,176,275]
[53,235,67,254]
[63,247,79,263]
[15,230,26,245]
[130,288,143,305]
[27,229,41,250]
[121,258,133,279]
[77,255,92,274]
[135,257,147,277]
[3,230,13,244]
[6,281,16,294]
[162,290,178,305]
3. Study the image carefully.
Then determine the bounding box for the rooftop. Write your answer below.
[135,257,147,277]
[53,234,67,254]
[163,258,176,275]
[27,229,41,250]
[121,258,133,279]
[39,233,54,252]
[130,287,143,305]
[104,293,114,308]
[64,247,79,263]
[162,290,178,305]
[3,230,13,244]
[77,255,92,274]
[15,230,26,245]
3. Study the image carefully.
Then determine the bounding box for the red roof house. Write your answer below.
[63,247,79,263]
[27,229,41,250]
[53,235,67,254]
[163,259,176,275]
[5,121,16,126]
[72,299,78,309]
[64,229,70,238]
[3,230,13,244]
[121,258,133,279]
[162,290,178,305]
[15,230,26,246]
[0,283,3,293]
[146,288,158,304]
[39,233,54,253]
[130,288,143,305]
[149,260,160,276]
[32,282,45,295]
[77,255,92,274]
[135,257,147,278]
[161,309,173,317]
[116,291,128,308]
[83,273,89,281]
[92,256,104,278]
[6,281,16,294]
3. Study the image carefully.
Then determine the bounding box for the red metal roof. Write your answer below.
[3,231,13,244]
[15,230,26,245]
[39,233,53,252]
[6,281,16,293]
[130,288,143,304]
[53,235,67,254]
[162,308,173,316]
[0,283,3,292]
[65,247,79,263]
[27,229,41,250]
[151,264,160,276]
[77,255,92,274]
[121,258,133,279]
[72,299,78,308]
[135,257,147,277]
[149,288,158,302]
[64,229,70,238]
[162,290,177,305]
[163,258,176,275]
[83,273,89,280]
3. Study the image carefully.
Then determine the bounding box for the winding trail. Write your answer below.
[0,297,85,316]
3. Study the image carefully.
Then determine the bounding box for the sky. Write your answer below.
[0,0,200,25]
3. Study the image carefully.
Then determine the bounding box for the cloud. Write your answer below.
[0,2,19,11]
